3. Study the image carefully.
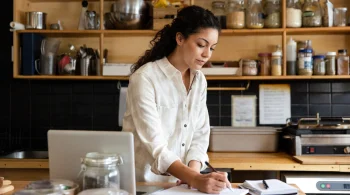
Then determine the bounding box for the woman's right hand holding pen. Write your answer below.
[190,172,231,194]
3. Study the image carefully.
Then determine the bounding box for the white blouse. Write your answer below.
[122,57,210,182]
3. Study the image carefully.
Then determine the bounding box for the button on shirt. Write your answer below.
[122,57,210,182]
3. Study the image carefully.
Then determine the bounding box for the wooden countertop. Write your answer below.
[207,152,349,172]
[1,152,349,172]
[5,181,306,195]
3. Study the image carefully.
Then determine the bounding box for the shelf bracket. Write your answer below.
[207,81,250,91]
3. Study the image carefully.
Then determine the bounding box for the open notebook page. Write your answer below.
[242,179,298,195]
[150,184,249,195]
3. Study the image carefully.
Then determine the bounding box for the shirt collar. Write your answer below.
[157,57,199,80]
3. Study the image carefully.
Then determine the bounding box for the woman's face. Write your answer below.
[177,28,219,70]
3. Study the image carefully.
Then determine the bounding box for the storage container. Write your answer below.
[208,126,280,152]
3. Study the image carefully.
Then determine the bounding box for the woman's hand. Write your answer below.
[190,172,230,194]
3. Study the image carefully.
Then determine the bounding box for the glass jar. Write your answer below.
[286,0,302,28]
[77,152,122,192]
[258,53,271,76]
[325,52,336,75]
[337,49,349,75]
[242,59,258,75]
[334,7,347,27]
[246,0,264,29]
[302,0,322,27]
[226,0,245,29]
[264,0,281,28]
[313,55,325,75]
[271,51,282,76]
[212,1,227,29]
[298,48,313,75]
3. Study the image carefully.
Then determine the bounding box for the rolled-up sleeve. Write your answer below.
[129,73,180,174]
[185,80,210,171]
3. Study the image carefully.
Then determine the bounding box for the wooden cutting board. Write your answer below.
[293,156,350,165]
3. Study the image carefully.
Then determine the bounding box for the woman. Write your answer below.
[122,5,230,194]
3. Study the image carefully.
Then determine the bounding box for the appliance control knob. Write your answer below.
[344,146,350,154]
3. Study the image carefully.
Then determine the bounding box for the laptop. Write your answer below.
[47,130,136,195]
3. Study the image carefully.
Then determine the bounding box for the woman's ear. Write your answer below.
[175,32,184,46]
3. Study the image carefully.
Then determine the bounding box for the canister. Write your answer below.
[25,12,47,29]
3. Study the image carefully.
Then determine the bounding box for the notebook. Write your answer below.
[240,179,298,195]
[150,184,249,195]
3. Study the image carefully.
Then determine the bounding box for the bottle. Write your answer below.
[286,37,297,75]
[78,0,88,30]
[271,51,282,76]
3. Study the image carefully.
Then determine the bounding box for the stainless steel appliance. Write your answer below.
[281,172,350,194]
[282,115,350,156]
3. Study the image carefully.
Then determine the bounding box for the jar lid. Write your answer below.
[258,53,272,57]
[82,152,123,166]
[335,7,347,11]
[272,51,282,56]
[313,55,325,59]
[326,52,337,56]
[338,49,347,53]
[212,1,225,7]
[304,49,313,53]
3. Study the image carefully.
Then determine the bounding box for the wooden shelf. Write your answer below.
[14,75,130,80]
[286,26,350,34]
[13,75,350,80]
[16,27,350,36]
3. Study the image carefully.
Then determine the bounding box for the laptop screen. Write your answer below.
[47,130,136,194]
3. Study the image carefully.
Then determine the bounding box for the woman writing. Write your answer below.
[123,5,230,194]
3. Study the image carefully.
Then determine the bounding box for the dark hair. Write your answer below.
[131,5,221,73]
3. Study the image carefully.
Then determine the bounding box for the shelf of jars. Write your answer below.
[14,74,350,81]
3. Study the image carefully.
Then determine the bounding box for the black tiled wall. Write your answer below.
[2,1,350,152]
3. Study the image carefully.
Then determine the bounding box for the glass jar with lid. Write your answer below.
[212,1,227,29]
[242,59,258,75]
[271,51,282,76]
[226,0,245,29]
[264,0,281,28]
[286,0,302,28]
[302,0,322,27]
[325,52,336,75]
[313,55,325,75]
[258,53,271,75]
[246,0,264,29]
[337,49,349,75]
[77,152,123,192]
[334,7,347,27]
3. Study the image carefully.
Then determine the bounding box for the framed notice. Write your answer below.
[231,95,257,127]
[259,84,291,125]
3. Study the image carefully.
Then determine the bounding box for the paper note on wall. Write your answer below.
[259,84,291,124]
[231,95,256,127]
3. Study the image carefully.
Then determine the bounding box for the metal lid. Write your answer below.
[335,7,347,11]
[313,55,325,59]
[82,152,123,167]
[326,52,337,56]
[338,49,347,54]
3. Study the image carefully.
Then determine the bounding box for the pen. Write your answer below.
[205,161,234,192]
[263,180,269,189]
